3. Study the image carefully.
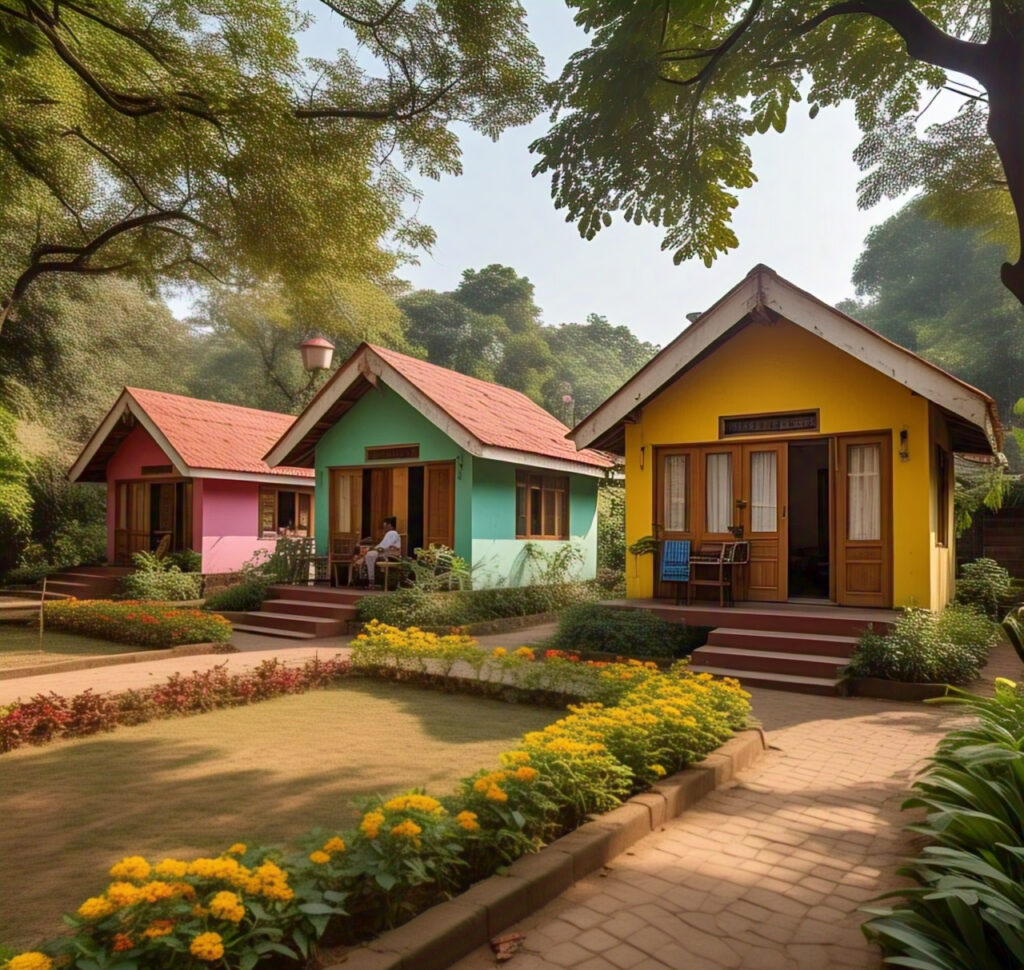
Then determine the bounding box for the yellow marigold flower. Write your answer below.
[138,881,176,904]
[170,882,196,901]
[309,850,331,865]
[191,905,209,918]
[143,920,175,939]
[649,764,667,777]
[491,647,507,658]
[105,882,140,907]
[360,810,385,839]
[209,891,245,923]
[77,896,117,920]
[455,811,479,832]
[513,647,534,660]
[189,932,225,962]
[501,750,530,765]
[513,766,538,783]
[384,794,445,815]
[390,819,423,841]
[152,858,188,878]
[112,933,135,953]
[226,843,247,855]
[6,953,53,970]
[109,856,151,881]
[485,785,508,802]
[323,837,346,854]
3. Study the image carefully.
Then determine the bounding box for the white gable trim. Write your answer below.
[188,469,314,486]
[68,391,190,482]
[570,268,999,453]
[264,346,610,477]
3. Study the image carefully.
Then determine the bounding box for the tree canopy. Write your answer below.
[0,0,544,328]
[533,2,1023,305]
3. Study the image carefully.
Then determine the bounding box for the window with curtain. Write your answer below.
[705,452,733,533]
[847,444,881,540]
[335,474,352,532]
[750,451,777,533]
[664,454,689,531]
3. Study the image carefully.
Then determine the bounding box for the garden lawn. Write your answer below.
[0,680,555,949]
[0,624,137,670]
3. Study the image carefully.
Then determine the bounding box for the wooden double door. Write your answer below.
[656,434,891,606]
[114,479,193,564]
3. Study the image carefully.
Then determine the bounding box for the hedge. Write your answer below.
[43,599,232,648]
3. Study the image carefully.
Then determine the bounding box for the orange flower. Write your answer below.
[112,934,134,952]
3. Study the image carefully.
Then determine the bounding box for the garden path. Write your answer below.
[444,655,1021,970]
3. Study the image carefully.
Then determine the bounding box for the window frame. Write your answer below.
[515,470,569,540]
[258,486,314,537]
[935,444,950,548]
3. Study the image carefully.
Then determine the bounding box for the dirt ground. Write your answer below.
[0,680,555,948]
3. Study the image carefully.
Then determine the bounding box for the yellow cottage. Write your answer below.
[570,266,1003,612]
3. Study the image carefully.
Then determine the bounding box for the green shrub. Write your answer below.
[2,560,58,586]
[597,482,625,573]
[955,557,1014,619]
[1003,606,1024,665]
[550,603,710,658]
[203,580,267,613]
[121,551,203,602]
[356,582,601,628]
[166,548,202,573]
[43,599,232,647]
[844,605,998,685]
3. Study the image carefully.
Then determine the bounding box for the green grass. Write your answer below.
[0,623,136,669]
[0,680,556,948]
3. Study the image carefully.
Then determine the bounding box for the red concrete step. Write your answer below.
[706,628,859,659]
[687,664,842,696]
[634,605,894,638]
[59,566,133,577]
[691,645,847,680]
[44,580,111,597]
[234,611,345,638]
[231,625,317,640]
[261,598,357,621]
[264,585,364,606]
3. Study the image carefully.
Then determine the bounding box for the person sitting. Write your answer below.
[361,517,402,588]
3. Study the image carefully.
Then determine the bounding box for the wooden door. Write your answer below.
[653,447,696,599]
[740,442,788,601]
[835,434,892,607]
[127,482,151,557]
[368,468,394,533]
[424,463,455,549]
[329,469,363,561]
[391,466,409,536]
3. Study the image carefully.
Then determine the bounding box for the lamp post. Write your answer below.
[298,336,335,406]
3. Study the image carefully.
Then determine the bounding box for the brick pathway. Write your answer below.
[448,688,967,970]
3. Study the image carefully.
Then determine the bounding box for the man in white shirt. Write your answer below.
[364,517,402,588]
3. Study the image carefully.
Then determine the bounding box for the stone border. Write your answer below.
[842,677,953,701]
[0,642,223,680]
[325,728,767,970]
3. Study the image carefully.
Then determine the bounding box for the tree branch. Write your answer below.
[295,77,460,121]
[318,0,404,30]
[658,0,764,89]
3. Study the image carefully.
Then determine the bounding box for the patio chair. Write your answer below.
[687,541,748,607]
[659,540,691,605]
[377,533,410,591]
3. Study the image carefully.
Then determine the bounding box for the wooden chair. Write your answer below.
[330,536,358,587]
[377,533,410,591]
[687,541,749,606]
[659,540,691,604]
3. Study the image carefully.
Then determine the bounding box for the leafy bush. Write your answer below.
[203,581,267,613]
[955,557,1014,619]
[550,603,710,658]
[166,548,202,573]
[202,548,294,613]
[356,582,601,628]
[844,605,999,685]
[1,560,58,587]
[1004,606,1024,665]
[43,599,231,648]
[597,482,625,573]
[406,544,471,591]
[121,550,203,601]
[862,678,1024,969]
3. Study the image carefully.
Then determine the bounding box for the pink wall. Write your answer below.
[198,478,277,574]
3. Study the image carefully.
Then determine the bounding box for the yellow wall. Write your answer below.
[624,316,935,606]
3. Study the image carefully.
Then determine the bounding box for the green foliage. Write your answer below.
[550,604,710,659]
[356,582,602,629]
[534,3,1021,303]
[407,544,472,592]
[0,406,32,574]
[511,540,586,587]
[862,678,1024,969]
[597,481,625,573]
[202,582,266,614]
[844,605,999,685]
[1003,607,1024,666]
[166,549,202,573]
[121,551,203,602]
[956,558,1015,619]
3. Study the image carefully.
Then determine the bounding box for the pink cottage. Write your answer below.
[69,388,314,573]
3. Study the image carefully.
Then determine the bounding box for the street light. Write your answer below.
[299,336,335,372]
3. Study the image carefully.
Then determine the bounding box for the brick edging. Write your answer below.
[0,642,222,680]
[326,728,767,970]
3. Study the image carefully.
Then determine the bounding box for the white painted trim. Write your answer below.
[570,267,999,453]
[264,345,614,476]
[187,469,314,486]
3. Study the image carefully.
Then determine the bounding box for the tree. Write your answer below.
[0,406,33,574]
[533,2,1024,305]
[454,263,543,334]
[0,1,544,328]
[842,202,1024,466]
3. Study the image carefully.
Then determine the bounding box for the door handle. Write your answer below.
[782,505,787,518]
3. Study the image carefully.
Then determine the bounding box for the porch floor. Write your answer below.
[603,598,901,624]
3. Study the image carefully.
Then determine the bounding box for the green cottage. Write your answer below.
[264,344,614,586]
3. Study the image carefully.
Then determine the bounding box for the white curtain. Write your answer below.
[335,474,352,532]
[706,452,732,533]
[750,451,777,533]
[664,454,689,530]
[848,444,880,540]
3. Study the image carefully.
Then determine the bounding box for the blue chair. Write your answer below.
[659,540,691,604]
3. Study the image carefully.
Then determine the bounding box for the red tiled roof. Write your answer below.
[127,388,313,478]
[369,346,614,469]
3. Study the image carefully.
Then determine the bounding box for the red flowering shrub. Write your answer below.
[43,599,232,647]
[0,657,351,753]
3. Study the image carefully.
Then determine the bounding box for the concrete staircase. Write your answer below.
[614,600,898,695]
[232,585,364,639]
[37,566,133,600]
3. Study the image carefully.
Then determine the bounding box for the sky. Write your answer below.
[201,1,917,347]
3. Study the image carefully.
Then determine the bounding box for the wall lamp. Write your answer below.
[899,428,910,462]
[639,446,645,471]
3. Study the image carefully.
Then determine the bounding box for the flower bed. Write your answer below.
[0,656,351,753]
[43,599,232,648]
[862,678,1024,967]
[3,625,750,970]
